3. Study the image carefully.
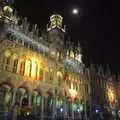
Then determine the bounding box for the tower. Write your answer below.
[0,0,14,38]
[0,0,14,20]
[47,14,65,50]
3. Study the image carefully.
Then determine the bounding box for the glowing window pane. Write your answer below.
[57,99,63,107]
[47,96,52,107]
[36,96,41,106]
[19,61,25,75]
[25,60,31,77]
[13,59,18,73]
[31,62,37,80]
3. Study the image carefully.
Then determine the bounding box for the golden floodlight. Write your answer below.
[31,61,37,79]
[108,88,115,103]
[68,83,77,101]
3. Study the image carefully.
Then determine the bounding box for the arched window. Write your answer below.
[22,95,29,107]
[19,60,25,76]
[13,59,18,73]
[18,39,23,44]
[36,95,41,116]
[68,81,71,89]
[36,95,41,106]
[46,96,52,116]
[49,68,53,82]
[57,71,62,86]
[31,62,38,80]
[4,57,11,71]
[24,41,29,48]
[56,98,63,108]
[24,59,32,77]
[39,69,43,81]
[76,83,79,91]
[73,82,76,90]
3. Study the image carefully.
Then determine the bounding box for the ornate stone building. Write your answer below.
[0,0,89,119]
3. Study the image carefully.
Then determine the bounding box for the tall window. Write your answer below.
[24,41,29,48]
[19,61,25,75]
[57,71,62,86]
[39,69,43,81]
[36,95,41,116]
[46,96,52,116]
[85,84,88,94]
[31,62,38,79]
[24,59,32,77]
[13,59,18,73]
[36,95,41,106]
[56,98,63,108]
[73,82,76,89]
[67,80,71,89]
[58,76,61,86]
[5,57,11,71]
[18,39,23,44]
[76,84,79,91]
[29,44,34,50]
[49,69,53,82]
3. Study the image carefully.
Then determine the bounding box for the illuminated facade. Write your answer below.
[0,0,89,120]
[1,1,120,120]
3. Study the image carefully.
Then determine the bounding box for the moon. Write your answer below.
[72,8,79,15]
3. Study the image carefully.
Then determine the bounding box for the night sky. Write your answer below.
[14,0,119,73]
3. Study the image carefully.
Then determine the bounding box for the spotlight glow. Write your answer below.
[96,109,99,113]
[60,108,63,112]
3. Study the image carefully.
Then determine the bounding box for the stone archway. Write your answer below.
[21,92,29,107]
[16,87,26,106]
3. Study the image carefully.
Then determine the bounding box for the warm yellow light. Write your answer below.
[68,88,77,101]
[68,83,77,101]
[57,71,62,77]
[31,62,37,80]
[19,55,46,81]
[24,59,31,77]
[108,88,115,102]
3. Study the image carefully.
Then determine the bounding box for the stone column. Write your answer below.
[28,91,32,107]
[52,96,56,120]
[40,95,44,120]
[3,84,11,112]
[12,88,17,106]
[0,85,11,120]
[33,91,38,115]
